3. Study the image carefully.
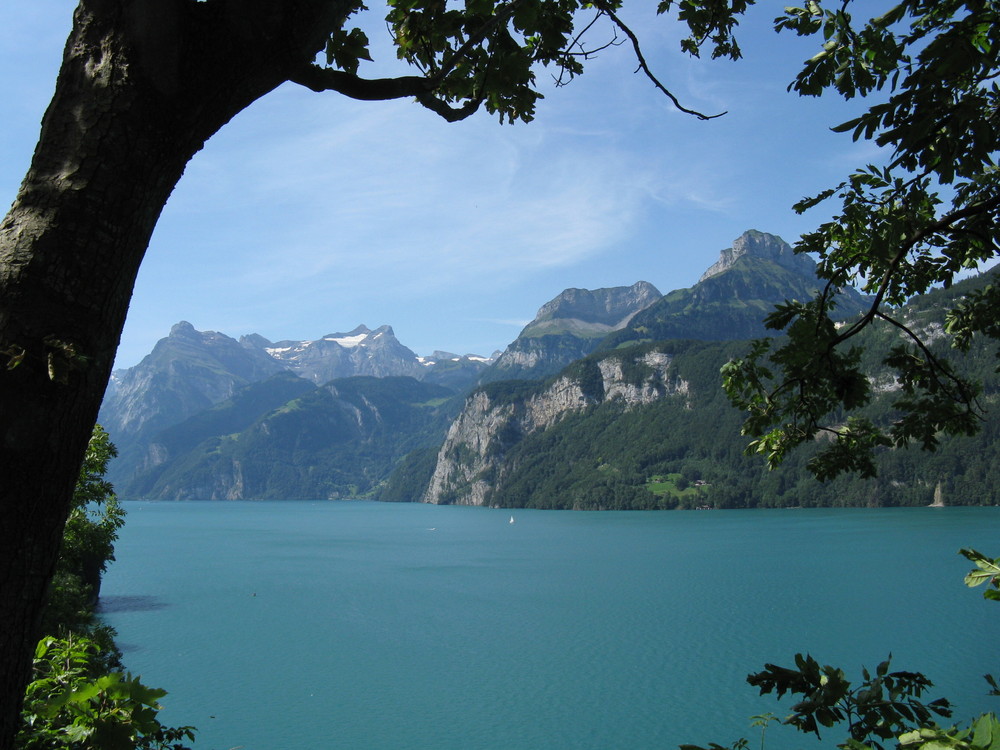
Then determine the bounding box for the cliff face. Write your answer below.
[482,281,662,383]
[528,281,662,331]
[423,347,688,506]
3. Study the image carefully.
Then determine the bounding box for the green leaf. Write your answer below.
[960,548,1000,591]
[971,713,1000,750]
[64,723,94,742]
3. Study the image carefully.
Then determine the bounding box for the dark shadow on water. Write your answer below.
[113,641,146,655]
[97,594,170,614]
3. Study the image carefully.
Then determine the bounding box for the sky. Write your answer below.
[0,1,884,368]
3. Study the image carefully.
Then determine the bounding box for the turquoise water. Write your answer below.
[100,503,1000,750]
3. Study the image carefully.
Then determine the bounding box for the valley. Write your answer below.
[99,231,1000,509]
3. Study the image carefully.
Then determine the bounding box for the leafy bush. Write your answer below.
[19,426,195,750]
[18,635,194,750]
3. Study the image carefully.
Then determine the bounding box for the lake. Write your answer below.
[99,502,1000,750]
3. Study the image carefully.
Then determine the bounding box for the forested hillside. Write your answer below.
[120,376,463,500]
[399,270,1000,510]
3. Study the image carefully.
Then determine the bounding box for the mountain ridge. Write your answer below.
[481,280,662,383]
[602,232,871,349]
[408,268,999,510]
[102,228,928,505]
[100,322,491,486]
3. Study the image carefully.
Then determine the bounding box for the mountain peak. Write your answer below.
[481,281,663,384]
[699,230,814,283]
[240,333,272,348]
[170,320,197,337]
[532,281,662,328]
[322,324,372,342]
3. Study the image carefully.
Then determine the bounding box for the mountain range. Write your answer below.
[98,230,1000,508]
[99,322,488,489]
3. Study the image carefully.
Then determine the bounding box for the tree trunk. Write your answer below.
[0,1,336,745]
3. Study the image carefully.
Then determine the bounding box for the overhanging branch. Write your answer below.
[291,64,484,121]
[602,7,726,121]
[874,309,983,415]
[293,1,730,122]
[289,65,431,100]
[416,93,484,121]
[832,192,1000,348]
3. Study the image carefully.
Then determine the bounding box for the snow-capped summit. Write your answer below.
[242,325,422,383]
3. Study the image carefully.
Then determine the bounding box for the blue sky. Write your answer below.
[0,2,880,368]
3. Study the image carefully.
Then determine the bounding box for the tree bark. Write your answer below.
[0,1,338,745]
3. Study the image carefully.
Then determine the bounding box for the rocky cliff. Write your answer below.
[526,281,662,333]
[423,346,688,506]
[482,281,662,383]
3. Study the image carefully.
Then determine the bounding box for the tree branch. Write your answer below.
[552,12,623,88]
[293,0,732,122]
[601,7,726,121]
[874,309,983,416]
[290,64,485,121]
[289,65,431,100]
[416,93,484,122]
[832,192,1000,348]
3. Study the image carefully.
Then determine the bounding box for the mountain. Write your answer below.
[101,321,283,441]
[100,321,489,486]
[100,322,287,484]
[401,244,999,510]
[417,351,497,389]
[480,280,662,383]
[119,371,320,490]
[601,230,871,349]
[697,228,816,282]
[239,324,425,383]
[118,375,462,500]
[104,227,990,507]
[421,343,693,506]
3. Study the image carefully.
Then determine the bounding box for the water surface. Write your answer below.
[100,503,1000,750]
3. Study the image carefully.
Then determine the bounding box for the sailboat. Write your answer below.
[509,514,515,524]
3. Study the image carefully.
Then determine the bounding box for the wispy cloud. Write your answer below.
[157,87,671,306]
[2,0,912,365]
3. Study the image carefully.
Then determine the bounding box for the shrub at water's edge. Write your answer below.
[683,550,1000,750]
[17,426,195,750]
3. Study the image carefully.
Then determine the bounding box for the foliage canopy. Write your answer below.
[722,0,1000,479]
[292,0,758,123]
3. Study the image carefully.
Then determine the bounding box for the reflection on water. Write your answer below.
[97,594,169,613]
